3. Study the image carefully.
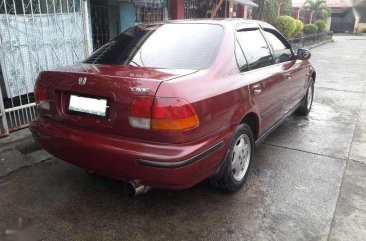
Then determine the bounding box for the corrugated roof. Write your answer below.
[233,0,259,8]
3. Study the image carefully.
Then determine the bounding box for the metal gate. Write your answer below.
[0,0,89,137]
[330,8,356,33]
[90,1,120,50]
[184,0,214,19]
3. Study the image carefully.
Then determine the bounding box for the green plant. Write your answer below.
[314,20,326,32]
[266,0,278,25]
[360,28,366,33]
[303,24,318,34]
[303,0,331,23]
[294,19,304,36]
[253,0,292,23]
[275,15,297,38]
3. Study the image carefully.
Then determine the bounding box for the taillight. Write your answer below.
[152,98,199,131]
[34,82,50,110]
[129,97,200,131]
[129,97,153,129]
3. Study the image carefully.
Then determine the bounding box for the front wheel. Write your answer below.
[210,124,254,192]
[296,78,314,115]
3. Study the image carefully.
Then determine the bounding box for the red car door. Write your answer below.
[236,28,286,133]
[263,29,309,113]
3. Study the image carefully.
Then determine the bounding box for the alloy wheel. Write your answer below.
[231,134,251,181]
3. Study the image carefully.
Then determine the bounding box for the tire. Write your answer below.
[296,78,314,115]
[210,124,254,192]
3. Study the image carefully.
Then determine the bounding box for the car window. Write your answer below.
[84,24,224,70]
[235,41,249,72]
[236,29,273,70]
[264,31,293,63]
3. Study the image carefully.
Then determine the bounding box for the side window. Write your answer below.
[236,29,273,70]
[264,31,293,64]
[234,41,249,72]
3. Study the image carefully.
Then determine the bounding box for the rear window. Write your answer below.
[84,23,224,70]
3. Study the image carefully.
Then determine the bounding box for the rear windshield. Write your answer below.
[84,23,224,70]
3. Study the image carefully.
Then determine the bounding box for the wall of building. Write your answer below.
[168,0,184,19]
[120,2,137,32]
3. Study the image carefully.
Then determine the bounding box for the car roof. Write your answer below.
[139,18,276,30]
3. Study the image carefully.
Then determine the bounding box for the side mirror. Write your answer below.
[296,48,311,60]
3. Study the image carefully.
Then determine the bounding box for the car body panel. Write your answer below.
[36,65,197,141]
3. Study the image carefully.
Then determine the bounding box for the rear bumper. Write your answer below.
[30,118,233,189]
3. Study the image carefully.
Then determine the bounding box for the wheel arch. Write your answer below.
[240,112,260,141]
[311,71,316,81]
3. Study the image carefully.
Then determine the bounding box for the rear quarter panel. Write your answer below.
[152,26,258,144]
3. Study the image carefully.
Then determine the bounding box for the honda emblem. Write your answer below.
[78,77,87,85]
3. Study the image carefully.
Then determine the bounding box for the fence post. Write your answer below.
[0,86,9,136]
[82,0,93,55]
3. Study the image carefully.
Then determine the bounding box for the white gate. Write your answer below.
[0,0,90,137]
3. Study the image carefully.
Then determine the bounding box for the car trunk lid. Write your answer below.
[37,64,197,140]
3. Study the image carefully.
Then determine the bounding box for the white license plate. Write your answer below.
[68,95,107,117]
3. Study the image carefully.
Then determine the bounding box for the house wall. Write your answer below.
[120,2,137,32]
[168,0,184,19]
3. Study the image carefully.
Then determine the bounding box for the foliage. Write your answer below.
[303,0,331,23]
[266,0,278,25]
[360,28,366,33]
[293,19,304,36]
[279,0,293,16]
[275,15,296,38]
[314,20,326,32]
[252,0,293,23]
[303,24,318,34]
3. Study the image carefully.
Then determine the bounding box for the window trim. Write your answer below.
[234,39,250,72]
[234,28,275,72]
[262,28,295,61]
[258,28,276,65]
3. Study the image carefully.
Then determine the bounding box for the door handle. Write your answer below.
[252,84,262,95]
[284,74,292,80]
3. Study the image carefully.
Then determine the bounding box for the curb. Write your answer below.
[0,128,53,178]
[308,39,334,50]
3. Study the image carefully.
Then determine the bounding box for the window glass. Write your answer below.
[264,31,292,63]
[236,30,273,70]
[84,24,224,70]
[235,41,249,72]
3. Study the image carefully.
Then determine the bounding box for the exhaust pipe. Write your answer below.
[127,181,151,196]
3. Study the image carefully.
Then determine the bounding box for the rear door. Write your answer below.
[236,27,286,132]
[262,29,308,113]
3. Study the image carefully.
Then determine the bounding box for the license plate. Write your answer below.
[68,95,108,117]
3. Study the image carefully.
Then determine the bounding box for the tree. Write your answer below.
[252,0,293,24]
[303,0,331,24]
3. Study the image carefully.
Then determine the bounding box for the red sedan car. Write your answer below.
[31,19,315,194]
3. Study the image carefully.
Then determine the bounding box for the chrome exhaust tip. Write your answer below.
[127,181,151,196]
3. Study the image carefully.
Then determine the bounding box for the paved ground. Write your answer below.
[0,36,365,241]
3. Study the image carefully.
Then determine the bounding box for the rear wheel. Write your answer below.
[210,124,254,192]
[296,78,314,115]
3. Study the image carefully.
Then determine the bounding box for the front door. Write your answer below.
[236,28,285,132]
[262,29,308,114]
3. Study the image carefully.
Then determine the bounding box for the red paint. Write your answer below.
[31,20,314,190]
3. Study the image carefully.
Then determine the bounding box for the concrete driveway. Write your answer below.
[0,35,365,241]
